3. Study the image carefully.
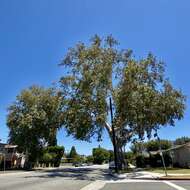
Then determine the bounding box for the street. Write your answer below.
[1,166,190,190]
[0,165,111,190]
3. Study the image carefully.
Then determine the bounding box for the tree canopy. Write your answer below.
[59,35,186,169]
[7,85,63,162]
[145,140,172,152]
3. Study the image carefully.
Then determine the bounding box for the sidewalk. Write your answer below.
[113,171,190,180]
[0,166,61,176]
[112,171,163,180]
[0,169,31,176]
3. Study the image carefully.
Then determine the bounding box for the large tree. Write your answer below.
[59,35,185,169]
[7,85,63,162]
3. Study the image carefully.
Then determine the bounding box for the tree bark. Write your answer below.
[105,122,127,170]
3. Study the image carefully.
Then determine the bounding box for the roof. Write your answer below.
[4,145,18,149]
[147,142,190,155]
[164,142,190,152]
[0,143,18,149]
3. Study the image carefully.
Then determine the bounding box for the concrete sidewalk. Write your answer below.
[114,171,190,181]
[112,171,163,180]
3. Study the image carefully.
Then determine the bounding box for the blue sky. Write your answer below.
[0,0,190,155]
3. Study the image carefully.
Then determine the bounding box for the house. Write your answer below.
[165,142,190,168]
[0,143,26,169]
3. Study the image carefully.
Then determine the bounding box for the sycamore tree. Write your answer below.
[59,35,185,169]
[7,86,63,162]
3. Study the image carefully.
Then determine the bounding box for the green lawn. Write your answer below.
[146,168,190,174]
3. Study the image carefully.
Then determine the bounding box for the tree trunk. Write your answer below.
[105,122,128,171]
[115,140,128,170]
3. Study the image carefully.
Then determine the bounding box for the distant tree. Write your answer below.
[46,146,65,167]
[174,136,190,145]
[42,153,52,167]
[7,86,63,163]
[59,35,186,169]
[108,150,114,162]
[73,155,85,164]
[86,155,94,163]
[92,147,110,164]
[145,140,172,152]
[124,151,134,164]
[40,146,64,167]
[69,146,78,161]
[130,142,145,155]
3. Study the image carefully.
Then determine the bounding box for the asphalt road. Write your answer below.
[1,166,190,190]
[0,165,111,190]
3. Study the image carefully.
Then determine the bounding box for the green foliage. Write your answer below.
[86,155,94,163]
[124,151,135,164]
[42,153,52,164]
[145,140,172,151]
[130,143,145,155]
[59,35,185,151]
[149,153,172,167]
[73,155,85,164]
[92,147,110,164]
[133,140,172,168]
[41,146,64,167]
[7,86,63,162]
[174,136,190,145]
[108,150,114,162]
[131,140,172,153]
[136,155,147,168]
[69,146,78,159]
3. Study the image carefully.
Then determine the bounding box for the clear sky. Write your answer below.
[0,0,190,155]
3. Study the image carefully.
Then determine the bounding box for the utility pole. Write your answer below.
[157,136,168,176]
[109,97,118,173]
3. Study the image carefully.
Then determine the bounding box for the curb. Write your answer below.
[159,177,190,181]
[110,173,190,181]
[109,172,128,179]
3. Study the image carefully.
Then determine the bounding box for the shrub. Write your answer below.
[86,155,94,163]
[40,146,64,167]
[92,147,110,164]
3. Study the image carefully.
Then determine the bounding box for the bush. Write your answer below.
[136,155,145,168]
[47,146,64,167]
[86,155,94,163]
[92,147,110,164]
[124,151,135,164]
[40,146,64,167]
[73,155,85,164]
[149,153,172,167]
[42,153,52,166]
[108,150,114,162]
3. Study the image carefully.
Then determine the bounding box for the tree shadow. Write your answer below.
[24,167,117,181]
